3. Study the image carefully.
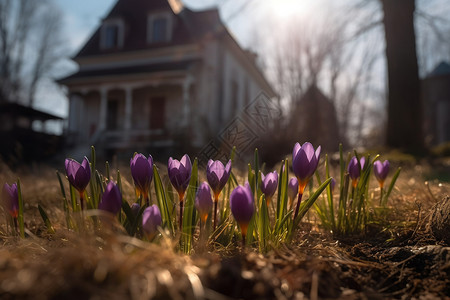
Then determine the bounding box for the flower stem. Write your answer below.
[213,195,219,231]
[293,192,304,221]
[13,217,18,235]
[379,186,384,206]
[79,191,84,211]
[179,200,184,231]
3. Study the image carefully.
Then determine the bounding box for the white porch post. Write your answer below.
[99,86,108,132]
[124,86,133,131]
[182,76,193,127]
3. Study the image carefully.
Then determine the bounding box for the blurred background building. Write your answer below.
[58,0,275,159]
[1,0,450,165]
[422,61,450,146]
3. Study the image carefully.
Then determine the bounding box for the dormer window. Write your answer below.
[147,12,172,43]
[100,19,124,49]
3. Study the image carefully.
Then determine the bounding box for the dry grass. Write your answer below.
[0,158,449,299]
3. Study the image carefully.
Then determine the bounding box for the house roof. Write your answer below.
[0,103,63,121]
[75,0,221,58]
[62,0,275,96]
[428,61,450,78]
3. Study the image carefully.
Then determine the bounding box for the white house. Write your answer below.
[59,0,275,157]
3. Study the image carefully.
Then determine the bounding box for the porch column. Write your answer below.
[124,86,133,131]
[99,87,108,132]
[182,76,193,127]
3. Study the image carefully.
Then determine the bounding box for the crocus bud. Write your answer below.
[130,203,140,217]
[98,181,122,215]
[2,183,19,218]
[142,204,162,239]
[65,157,91,193]
[130,154,153,198]
[260,171,278,206]
[195,182,213,224]
[292,142,321,193]
[206,159,232,200]
[168,154,192,200]
[288,177,298,205]
[373,160,390,188]
[347,156,365,188]
[230,183,254,237]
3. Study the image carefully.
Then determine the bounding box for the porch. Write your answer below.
[66,74,195,155]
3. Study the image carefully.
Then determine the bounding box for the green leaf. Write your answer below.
[182,158,199,254]
[254,148,260,194]
[56,171,72,229]
[89,146,98,208]
[257,195,270,253]
[38,204,55,234]
[153,165,174,235]
[294,177,332,228]
[105,161,110,180]
[16,178,25,238]
[70,184,77,212]
[275,159,289,234]
[383,167,401,206]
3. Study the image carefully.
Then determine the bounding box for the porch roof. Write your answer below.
[0,103,63,121]
[58,60,197,85]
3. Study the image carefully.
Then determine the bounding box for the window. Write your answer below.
[150,97,165,129]
[100,19,124,49]
[152,17,168,43]
[147,13,172,43]
[104,25,119,48]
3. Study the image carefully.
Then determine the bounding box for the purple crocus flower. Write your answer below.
[260,171,278,206]
[292,142,321,220]
[2,183,19,218]
[130,154,153,200]
[230,183,254,241]
[292,142,321,193]
[98,181,122,215]
[288,177,298,207]
[168,154,192,199]
[373,160,390,188]
[206,160,232,199]
[168,154,192,230]
[206,159,232,230]
[195,182,213,224]
[65,157,91,193]
[142,204,162,239]
[347,156,365,188]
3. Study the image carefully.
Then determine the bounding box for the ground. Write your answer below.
[0,157,449,299]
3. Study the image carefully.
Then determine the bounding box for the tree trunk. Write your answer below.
[381,0,423,152]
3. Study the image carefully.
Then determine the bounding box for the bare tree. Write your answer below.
[0,0,63,106]
[265,8,382,146]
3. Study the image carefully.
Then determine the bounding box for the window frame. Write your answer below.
[100,18,124,49]
[147,12,173,44]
